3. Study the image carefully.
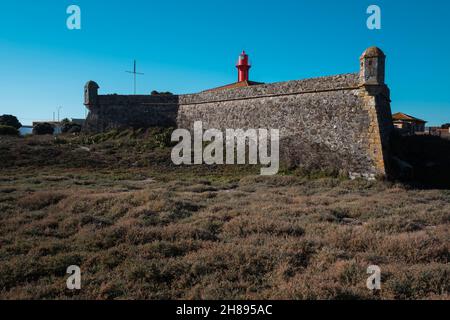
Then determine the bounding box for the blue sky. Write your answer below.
[0,0,449,126]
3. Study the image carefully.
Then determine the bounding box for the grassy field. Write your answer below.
[0,131,448,299]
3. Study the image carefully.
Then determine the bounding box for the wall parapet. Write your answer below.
[96,94,178,106]
[180,73,359,105]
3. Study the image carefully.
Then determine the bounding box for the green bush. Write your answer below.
[0,115,21,129]
[0,125,19,136]
[68,125,82,133]
[154,128,174,148]
[61,122,81,134]
[151,90,173,96]
[33,123,54,135]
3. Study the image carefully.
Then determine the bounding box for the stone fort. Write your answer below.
[83,47,394,179]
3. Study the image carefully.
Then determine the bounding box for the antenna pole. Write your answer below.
[126,60,144,95]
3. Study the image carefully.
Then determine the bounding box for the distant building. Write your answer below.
[392,112,427,135]
[427,126,450,139]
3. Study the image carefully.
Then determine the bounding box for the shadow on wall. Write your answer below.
[280,135,357,175]
[85,95,180,132]
[390,133,450,189]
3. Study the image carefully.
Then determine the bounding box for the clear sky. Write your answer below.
[0,0,449,126]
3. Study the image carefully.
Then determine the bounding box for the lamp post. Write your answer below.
[57,106,62,122]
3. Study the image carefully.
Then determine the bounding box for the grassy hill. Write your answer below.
[0,131,448,299]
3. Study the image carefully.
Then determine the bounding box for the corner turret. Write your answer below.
[84,80,99,107]
[360,47,385,86]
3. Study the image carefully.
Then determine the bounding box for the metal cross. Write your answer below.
[126,60,144,95]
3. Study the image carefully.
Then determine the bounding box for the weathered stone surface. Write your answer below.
[83,95,179,132]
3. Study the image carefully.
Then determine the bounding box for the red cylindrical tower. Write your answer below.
[236,51,251,82]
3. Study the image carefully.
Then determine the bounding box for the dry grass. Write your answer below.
[0,133,448,300]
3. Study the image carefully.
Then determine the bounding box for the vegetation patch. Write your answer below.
[0,134,448,299]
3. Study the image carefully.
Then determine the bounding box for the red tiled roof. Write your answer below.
[203,80,264,93]
[392,112,427,123]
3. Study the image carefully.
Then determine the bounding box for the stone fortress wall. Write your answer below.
[83,47,394,179]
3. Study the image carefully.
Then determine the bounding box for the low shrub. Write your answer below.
[61,120,82,134]
[0,115,21,129]
[33,123,54,135]
[0,125,19,136]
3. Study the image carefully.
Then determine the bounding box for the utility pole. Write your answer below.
[126,60,144,95]
[57,106,62,122]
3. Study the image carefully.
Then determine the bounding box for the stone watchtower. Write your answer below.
[359,46,386,86]
[84,80,99,108]
[358,47,393,178]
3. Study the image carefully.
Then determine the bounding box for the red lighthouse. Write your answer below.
[236,51,251,82]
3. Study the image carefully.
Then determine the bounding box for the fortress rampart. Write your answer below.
[83,47,394,179]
